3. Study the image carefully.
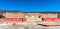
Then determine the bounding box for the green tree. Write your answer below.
[0,15,5,19]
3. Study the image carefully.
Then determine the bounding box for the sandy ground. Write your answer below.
[0,24,60,29]
[0,24,48,29]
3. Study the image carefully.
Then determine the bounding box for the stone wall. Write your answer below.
[3,12,57,22]
[3,12,25,18]
[27,13,57,18]
[3,12,57,18]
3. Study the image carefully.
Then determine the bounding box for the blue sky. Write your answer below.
[0,0,60,12]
